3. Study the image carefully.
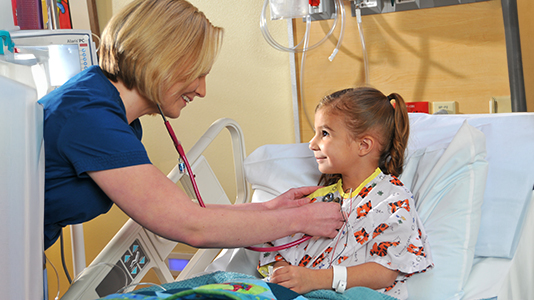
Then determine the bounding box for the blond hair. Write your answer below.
[99,0,223,104]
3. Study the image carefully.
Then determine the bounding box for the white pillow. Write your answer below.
[244,142,321,197]
[408,113,534,258]
[403,120,488,300]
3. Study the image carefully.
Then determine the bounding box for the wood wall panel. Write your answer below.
[294,0,513,141]
[517,0,534,112]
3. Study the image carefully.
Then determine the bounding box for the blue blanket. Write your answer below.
[101,271,397,300]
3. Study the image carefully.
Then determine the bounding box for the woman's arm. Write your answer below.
[270,262,399,294]
[88,164,343,248]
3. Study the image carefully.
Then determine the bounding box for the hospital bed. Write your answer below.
[1,68,533,298]
[61,112,534,300]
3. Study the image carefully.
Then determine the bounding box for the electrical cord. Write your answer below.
[60,230,72,284]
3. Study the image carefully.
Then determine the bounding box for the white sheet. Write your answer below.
[462,192,534,300]
[408,113,534,259]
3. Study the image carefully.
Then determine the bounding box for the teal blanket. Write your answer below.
[101,271,397,300]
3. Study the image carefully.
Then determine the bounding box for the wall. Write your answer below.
[294,0,533,142]
[517,0,534,112]
[44,0,297,298]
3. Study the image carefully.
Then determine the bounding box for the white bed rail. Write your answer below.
[63,118,249,299]
[167,117,249,205]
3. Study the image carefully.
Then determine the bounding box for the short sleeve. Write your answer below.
[58,104,150,176]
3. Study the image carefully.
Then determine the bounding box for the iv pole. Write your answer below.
[501,0,526,112]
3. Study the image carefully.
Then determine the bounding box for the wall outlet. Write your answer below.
[432,101,457,114]
[489,96,512,113]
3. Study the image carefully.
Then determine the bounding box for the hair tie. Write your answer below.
[388,95,395,107]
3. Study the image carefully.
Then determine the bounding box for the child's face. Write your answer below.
[309,109,360,176]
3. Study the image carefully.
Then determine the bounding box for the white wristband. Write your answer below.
[332,265,347,293]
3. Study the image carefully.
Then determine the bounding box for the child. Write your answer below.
[257,87,433,300]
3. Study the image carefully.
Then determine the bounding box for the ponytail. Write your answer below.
[380,93,410,177]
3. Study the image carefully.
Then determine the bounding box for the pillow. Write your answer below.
[403,120,488,300]
[408,113,534,258]
[244,142,321,197]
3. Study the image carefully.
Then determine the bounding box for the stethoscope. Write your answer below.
[157,104,311,252]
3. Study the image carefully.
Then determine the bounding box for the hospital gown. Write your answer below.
[258,168,433,300]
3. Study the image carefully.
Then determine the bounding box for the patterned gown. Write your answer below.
[258,168,434,300]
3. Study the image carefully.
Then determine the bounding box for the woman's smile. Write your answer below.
[182,95,192,104]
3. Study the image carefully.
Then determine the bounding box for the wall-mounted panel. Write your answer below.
[353,0,490,15]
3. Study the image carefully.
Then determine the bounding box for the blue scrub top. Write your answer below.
[39,66,151,249]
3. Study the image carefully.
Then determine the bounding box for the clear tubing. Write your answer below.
[260,0,339,53]
[299,17,315,133]
[329,0,346,61]
[356,7,370,85]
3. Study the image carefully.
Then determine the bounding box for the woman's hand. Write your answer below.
[264,186,345,239]
[263,186,320,210]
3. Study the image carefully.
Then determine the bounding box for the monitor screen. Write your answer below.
[10,29,97,88]
[17,44,82,87]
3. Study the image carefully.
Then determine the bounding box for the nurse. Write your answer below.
[39,0,344,250]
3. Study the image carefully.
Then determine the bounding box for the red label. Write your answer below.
[405,102,429,113]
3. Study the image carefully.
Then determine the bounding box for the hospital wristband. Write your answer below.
[331,265,347,293]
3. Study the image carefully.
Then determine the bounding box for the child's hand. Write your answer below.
[270,265,329,295]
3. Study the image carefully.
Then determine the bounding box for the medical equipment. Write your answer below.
[0,60,45,300]
[0,28,97,300]
[8,29,98,97]
[9,28,99,281]
[260,0,350,136]
[260,0,344,55]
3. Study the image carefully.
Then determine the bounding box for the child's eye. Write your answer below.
[321,130,329,137]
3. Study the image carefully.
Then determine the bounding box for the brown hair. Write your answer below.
[317,87,410,186]
[99,0,223,105]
